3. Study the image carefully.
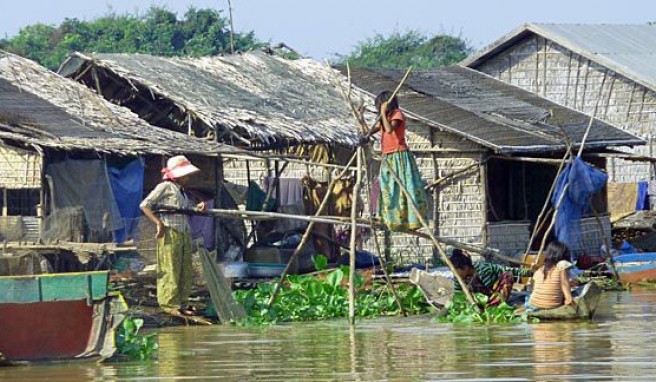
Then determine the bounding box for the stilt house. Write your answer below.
[463,24,656,197]
[348,65,643,262]
[0,53,238,272]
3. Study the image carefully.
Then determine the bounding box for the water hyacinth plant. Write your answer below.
[436,292,538,324]
[234,256,432,326]
[115,317,159,361]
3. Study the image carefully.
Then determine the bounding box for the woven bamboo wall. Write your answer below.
[0,145,41,189]
[365,121,487,265]
[476,35,655,183]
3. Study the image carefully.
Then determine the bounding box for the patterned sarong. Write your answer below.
[378,150,429,231]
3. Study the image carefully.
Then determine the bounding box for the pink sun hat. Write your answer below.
[161,155,200,180]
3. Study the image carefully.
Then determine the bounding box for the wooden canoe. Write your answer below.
[0,271,127,363]
[528,282,602,320]
[613,253,656,284]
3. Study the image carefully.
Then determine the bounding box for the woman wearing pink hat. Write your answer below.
[140,155,205,316]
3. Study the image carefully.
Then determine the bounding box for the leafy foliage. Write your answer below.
[115,317,158,361]
[234,265,432,326]
[436,292,538,324]
[0,6,264,70]
[335,30,472,69]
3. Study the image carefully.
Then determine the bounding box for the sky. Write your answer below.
[2,0,656,59]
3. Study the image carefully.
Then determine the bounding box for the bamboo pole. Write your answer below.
[159,206,372,227]
[222,153,357,171]
[425,160,485,190]
[266,151,358,307]
[524,150,571,254]
[329,61,408,316]
[378,156,477,306]
[348,148,362,325]
[535,72,608,257]
[226,0,236,54]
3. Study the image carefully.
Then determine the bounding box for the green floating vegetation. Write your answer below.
[435,292,538,324]
[581,276,625,291]
[234,264,432,326]
[115,317,159,361]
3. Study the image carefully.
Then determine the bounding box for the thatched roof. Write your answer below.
[59,52,363,149]
[346,66,643,153]
[0,52,239,156]
[463,23,656,94]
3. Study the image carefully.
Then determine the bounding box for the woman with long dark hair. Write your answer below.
[528,241,574,310]
[364,91,428,231]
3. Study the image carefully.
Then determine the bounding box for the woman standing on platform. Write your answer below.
[363,91,428,231]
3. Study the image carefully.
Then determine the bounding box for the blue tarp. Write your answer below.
[637,181,649,210]
[551,157,608,251]
[107,159,144,243]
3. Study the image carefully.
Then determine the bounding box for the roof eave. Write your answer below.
[496,138,645,154]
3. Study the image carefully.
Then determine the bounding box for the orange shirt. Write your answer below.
[380,109,409,155]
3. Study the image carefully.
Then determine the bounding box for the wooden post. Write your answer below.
[360,153,407,316]
[328,61,410,316]
[348,148,362,325]
[227,0,236,54]
[214,155,225,260]
[266,151,358,307]
[480,160,489,247]
[379,156,477,306]
[2,188,7,216]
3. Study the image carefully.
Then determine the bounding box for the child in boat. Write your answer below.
[527,241,574,311]
[450,249,532,306]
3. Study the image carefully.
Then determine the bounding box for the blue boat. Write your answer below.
[613,253,656,284]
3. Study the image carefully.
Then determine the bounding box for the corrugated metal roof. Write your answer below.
[463,23,656,93]
[347,66,643,153]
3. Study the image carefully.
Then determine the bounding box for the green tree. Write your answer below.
[0,6,264,70]
[335,30,472,69]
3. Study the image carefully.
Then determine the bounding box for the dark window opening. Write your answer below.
[1,188,40,216]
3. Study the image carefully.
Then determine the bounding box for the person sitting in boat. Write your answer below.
[140,155,206,316]
[526,241,574,311]
[450,249,532,306]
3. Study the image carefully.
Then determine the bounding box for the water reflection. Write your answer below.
[2,291,656,381]
[531,323,574,379]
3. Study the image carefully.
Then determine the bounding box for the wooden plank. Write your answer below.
[0,271,108,303]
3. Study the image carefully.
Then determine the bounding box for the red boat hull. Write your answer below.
[618,268,656,284]
[0,300,93,361]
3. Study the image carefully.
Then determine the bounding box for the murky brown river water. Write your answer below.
[3,288,656,381]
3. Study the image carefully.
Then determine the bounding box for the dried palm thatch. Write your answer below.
[59,52,368,149]
[0,52,241,156]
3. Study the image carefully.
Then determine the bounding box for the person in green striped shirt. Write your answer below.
[450,249,533,305]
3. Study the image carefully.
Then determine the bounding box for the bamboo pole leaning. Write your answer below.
[266,151,359,308]
[535,72,609,258]
[329,61,407,317]
[524,150,572,255]
[377,155,477,306]
[348,148,362,325]
[347,62,407,316]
